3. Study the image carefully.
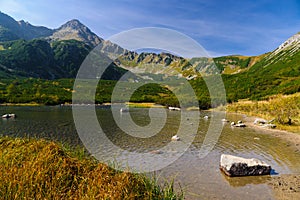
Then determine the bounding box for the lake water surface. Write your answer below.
[1,106,300,199]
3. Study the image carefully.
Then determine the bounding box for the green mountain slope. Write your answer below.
[0,11,53,41]
[0,39,130,80]
[222,33,300,101]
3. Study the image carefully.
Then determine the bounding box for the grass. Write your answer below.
[0,103,42,106]
[126,102,165,108]
[0,136,183,200]
[227,93,300,133]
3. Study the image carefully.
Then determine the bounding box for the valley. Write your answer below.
[0,10,300,200]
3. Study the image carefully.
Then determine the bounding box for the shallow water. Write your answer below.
[1,106,300,199]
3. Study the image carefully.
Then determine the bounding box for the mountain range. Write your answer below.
[0,11,128,79]
[0,11,299,100]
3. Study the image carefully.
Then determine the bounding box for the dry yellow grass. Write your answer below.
[0,103,41,106]
[227,93,300,133]
[127,102,165,108]
[0,137,182,200]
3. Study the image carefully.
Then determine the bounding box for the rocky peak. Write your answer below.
[49,19,103,47]
[265,32,300,65]
[274,32,300,54]
[59,19,85,29]
[18,20,29,26]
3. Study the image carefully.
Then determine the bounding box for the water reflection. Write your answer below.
[221,173,272,187]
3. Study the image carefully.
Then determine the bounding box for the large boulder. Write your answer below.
[220,154,271,177]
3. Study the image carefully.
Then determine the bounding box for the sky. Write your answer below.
[0,0,300,57]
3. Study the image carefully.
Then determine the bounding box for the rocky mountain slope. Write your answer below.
[48,19,102,47]
[248,32,300,77]
[262,32,300,68]
[116,51,264,79]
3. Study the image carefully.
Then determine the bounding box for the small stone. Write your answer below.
[254,118,268,125]
[150,150,163,154]
[171,135,180,141]
[234,123,246,127]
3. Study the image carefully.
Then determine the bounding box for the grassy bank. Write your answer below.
[0,136,183,200]
[126,102,165,108]
[227,93,300,133]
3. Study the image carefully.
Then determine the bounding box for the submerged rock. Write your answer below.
[263,124,277,129]
[120,108,129,112]
[220,154,271,177]
[221,119,229,122]
[149,150,163,154]
[2,113,16,119]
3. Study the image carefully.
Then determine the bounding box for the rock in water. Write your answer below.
[2,113,16,118]
[254,118,268,125]
[120,108,129,112]
[220,154,271,177]
[171,135,180,141]
[221,119,229,122]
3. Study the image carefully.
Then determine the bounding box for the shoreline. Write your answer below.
[235,113,300,151]
[230,112,300,199]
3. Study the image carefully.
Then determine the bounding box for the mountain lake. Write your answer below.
[1,106,300,199]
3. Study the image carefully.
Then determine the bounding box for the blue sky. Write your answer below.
[0,0,300,56]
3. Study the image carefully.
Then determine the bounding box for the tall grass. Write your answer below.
[227,93,300,133]
[0,136,183,199]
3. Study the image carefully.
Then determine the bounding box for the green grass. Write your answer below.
[0,136,183,200]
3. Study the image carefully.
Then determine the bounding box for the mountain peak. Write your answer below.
[275,32,300,53]
[266,32,300,63]
[49,19,103,47]
[60,19,84,29]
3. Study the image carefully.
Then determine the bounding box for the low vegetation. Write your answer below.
[0,136,183,200]
[0,78,179,106]
[227,93,300,133]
